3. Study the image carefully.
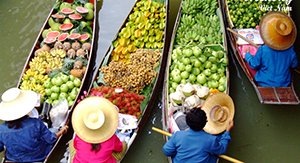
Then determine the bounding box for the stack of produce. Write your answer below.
[168,0,227,94]
[111,0,166,62]
[169,45,227,93]
[89,86,145,118]
[101,49,161,94]
[20,0,94,106]
[169,83,210,108]
[227,0,288,28]
[95,0,166,118]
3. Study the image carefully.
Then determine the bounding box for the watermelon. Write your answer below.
[59,23,73,31]
[51,14,65,19]
[76,6,89,14]
[58,33,69,42]
[79,33,90,42]
[68,33,81,40]
[69,14,82,20]
[61,8,74,15]
[46,31,60,39]
[44,37,56,44]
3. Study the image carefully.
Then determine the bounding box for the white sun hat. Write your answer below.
[0,87,38,121]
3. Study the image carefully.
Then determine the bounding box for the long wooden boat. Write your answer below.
[162,0,230,162]
[1,0,98,162]
[66,0,169,162]
[221,0,299,105]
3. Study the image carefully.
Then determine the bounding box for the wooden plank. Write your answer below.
[276,87,299,103]
[257,87,279,103]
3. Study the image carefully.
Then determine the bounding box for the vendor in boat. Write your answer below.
[70,96,126,163]
[163,93,234,163]
[245,11,298,87]
[0,87,68,162]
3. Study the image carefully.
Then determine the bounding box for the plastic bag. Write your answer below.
[49,99,69,129]
[117,113,137,130]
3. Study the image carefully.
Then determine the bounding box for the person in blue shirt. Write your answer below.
[245,11,298,87]
[163,108,234,163]
[0,87,68,162]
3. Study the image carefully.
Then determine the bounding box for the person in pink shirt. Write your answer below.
[71,96,124,163]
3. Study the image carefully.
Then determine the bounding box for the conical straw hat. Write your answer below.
[72,97,119,144]
[202,93,234,134]
[260,11,296,50]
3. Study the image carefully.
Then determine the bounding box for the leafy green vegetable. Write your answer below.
[74,0,89,6]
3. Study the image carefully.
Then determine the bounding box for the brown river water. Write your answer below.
[0,0,300,162]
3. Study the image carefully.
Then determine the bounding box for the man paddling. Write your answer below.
[162,93,234,163]
[245,11,298,87]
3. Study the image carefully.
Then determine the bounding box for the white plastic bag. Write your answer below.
[50,99,69,129]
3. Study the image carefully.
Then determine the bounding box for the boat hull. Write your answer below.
[221,0,300,105]
[0,0,98,162]
[162,0,230,162]
[66,0,169,162]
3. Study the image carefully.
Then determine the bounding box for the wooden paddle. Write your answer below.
[152,127,244,163]
[226,28,259,48]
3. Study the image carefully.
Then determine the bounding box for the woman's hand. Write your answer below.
[56,125,69,138]
[226,120,234,132]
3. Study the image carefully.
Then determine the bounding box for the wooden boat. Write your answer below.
[1,0,98,162]
[66,0,169,162]
[221,0,299,105]
[161,0,231,162]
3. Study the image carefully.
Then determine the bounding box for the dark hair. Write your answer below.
[186,108,207,131]
[6,115,28,129]
[91,143,101,152]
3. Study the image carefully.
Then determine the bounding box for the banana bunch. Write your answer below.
[50,49,66,58]
[20,69,49,97]
[29,50,63,74]
[181,0,217,16]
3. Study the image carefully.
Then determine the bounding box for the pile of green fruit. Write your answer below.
[169,45,227,93]
[227,0,288,28]
[168,0,228,92]
[44,72,82,106]
[181,0,217,16]
[175,13,222,46]
[111,0,166,62]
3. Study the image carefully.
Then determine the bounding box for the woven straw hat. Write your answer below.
[260,11,296,50]
[0,87,38,121]
[72,96,119,144]
[202,92,234,134]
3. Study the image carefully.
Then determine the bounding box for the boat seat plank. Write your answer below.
[257,87,299,104]
[275,87,299,103]
[257,87,279,103]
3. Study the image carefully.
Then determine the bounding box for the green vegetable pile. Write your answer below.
[181,0,217,15]
[227,0,289,28]
[176,13,222,46]
[169,45,227,93]
[175,0,221,46]
[168,0,228,93]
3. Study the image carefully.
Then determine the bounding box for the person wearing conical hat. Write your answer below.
[245,11,298,87]
[163,93,234,163]
[0,87,68,162]
[71,96,126,163]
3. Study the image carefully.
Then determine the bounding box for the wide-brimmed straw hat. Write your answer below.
[0,87,38,121]
[202,92,234,134]
[260,11,297,50]
[72,96,119,144]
